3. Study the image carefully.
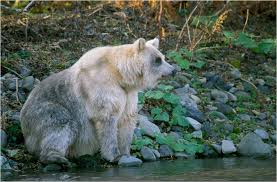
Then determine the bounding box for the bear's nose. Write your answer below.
[171,69,177,77]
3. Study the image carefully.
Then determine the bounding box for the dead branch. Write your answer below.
[242,9,249,32]
[23,0,35,12]
[157,0,163,39]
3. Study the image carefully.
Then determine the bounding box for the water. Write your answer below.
[4,158,276,181]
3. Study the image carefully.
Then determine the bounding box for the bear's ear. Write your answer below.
[134,38,146,51]
[146,38,159,49]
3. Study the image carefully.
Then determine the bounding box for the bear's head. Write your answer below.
[117,38,176,89]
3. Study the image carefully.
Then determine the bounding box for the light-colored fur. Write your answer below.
[20,38,174,165]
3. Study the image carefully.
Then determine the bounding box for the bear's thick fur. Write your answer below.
[20,38,175,165]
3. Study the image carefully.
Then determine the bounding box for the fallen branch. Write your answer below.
[242,9,249,32]
[2,65,23,79]
[23,0,35,12]
[15,78,22,105]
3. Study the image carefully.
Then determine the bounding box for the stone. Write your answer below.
[174,152,194,159]
[158,145,173,157]
[229,87,238,93]
[199,77,207,84]
[223,123,234,134]
[172,64,181,72]
[230,69,241,79]
[7,79,16,91]
[221,140,237,154]
[208,111,228,121]
[133,128,142,139]
[118,155,142,167]
[138,115,160,137]
[0,156,12,171]
[271,115,276,129]
[22,76,34,92]
[238,132,272,158]
[169,131,182,140]
[226,92,237,102]
[190,95,201,104]
[186,117,202,130]
[191,130,202,139]
[203,144,218,158]
[1,130,8,148]
[152,149,160,159]
[270,134,276,144]
[10,91,26,103]
[215,102,235,115]
[211,144,222,154]
[43,164,62,172]
[234,91,251,100]
[211,89,229,103]
[20,66,31,77]
[255,79,265,86]
[258,113,267,120]
[77,154,97,168]
[238,114,251,121]
[140,146,156,161]
[254,129,269,140]
[171,126,183,132]
[186,107,205,123]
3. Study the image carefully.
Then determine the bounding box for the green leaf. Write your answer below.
[176,57,190,70]
[138,92,145,104]
[157,84,174,92]
[192,60,206,69]
[180,48,193,58]
[145,90,165,99]
[256,39,276,54]
[131,138,153,150]
[151,107,169,122]
[163,93,180,104]
[235,32,257,49]
[223,31,236,40]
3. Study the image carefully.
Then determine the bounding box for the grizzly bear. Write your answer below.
[20,38,175,166]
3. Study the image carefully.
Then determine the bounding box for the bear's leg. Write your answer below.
[118,116,136,155]
[96,118,120,162]
[39,124,75,166]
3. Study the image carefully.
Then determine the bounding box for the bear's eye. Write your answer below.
[153,57,162,66]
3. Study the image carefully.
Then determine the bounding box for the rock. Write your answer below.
[226,92,237,102]
[211,89,229,103]
[158,145,173,157]
[0,156,12,171]
[22,76,34,92]
[190,95,201,104]
[221,140,237,154]
[20,66,31,77]
[133,128,142,139]
[169,131,182,140]
[171,126,183,132]
[192,130,202,139]
[255,79,265,86]
[270,134,276,144]
[174,152,194,159]
[203,144,218,158]
[1,130,8,148]
[186,117,202,130]
[223,123,234,134]
[152,149,160,159]
[59,174,71,181]
[140,146,156,161]
[257,85,271,94]
[264,76,276,87]
[186,107,205,123]
[238,132,272,158]
[258,113,267,120]
[118,155,142,167]
[43,164,62,172]
[271,115,276,129]
[77,154,97,168]
[10,91,26,103]
[254,129,269,140]
[7,79,16,91]
[172,64,181,72]
[138,115,160,137]
[9,112,20,123]
[208,111,228,121]
[230,69,241,79]
[229,87,238,93]
[211,144,222,154]
[238,114,251,121]
[199,77,207,84]
[215,102,235,115]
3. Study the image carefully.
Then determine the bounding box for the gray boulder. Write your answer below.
[118,155,142,167]
[254,129,269,140]
[159,145,173,157]
[222,140,237,154]
[0,156,12,171]
[140,146,156,161]
[230,69,241,79]
[1,130,8,148]
[211,89,229,103]
[192,130,202,139]
[186,117,202,130]
[238,114,251,121]
[238,132,272,158]
[22,76,34,92]
[138,115,160,137]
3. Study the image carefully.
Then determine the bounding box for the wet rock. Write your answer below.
[134,128,142,139]
[186,117,202,130]
[152,149,160,159]
[59,174,71,181]
[190,95,201,104]
[138,114,160,137]
[118,155,142,167]
[159,145,173,157]
[1,130,8,148]
[221,140,237,154]
[238,114,251,121]
[174,152,194,159]
[211,144,222,154]
[230,69,241,79]
[238,132,272,158]
[22,76,34,92]
[254,129,269,140]
[215,102,235,115]
[140,146,156,161]
[192,130,202,139]
[77,154,97,168]
[211,89,229,103]
[43,164,62,172]
[0,156,12,171]
[20,66,31,77]
[203,144,218,158]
